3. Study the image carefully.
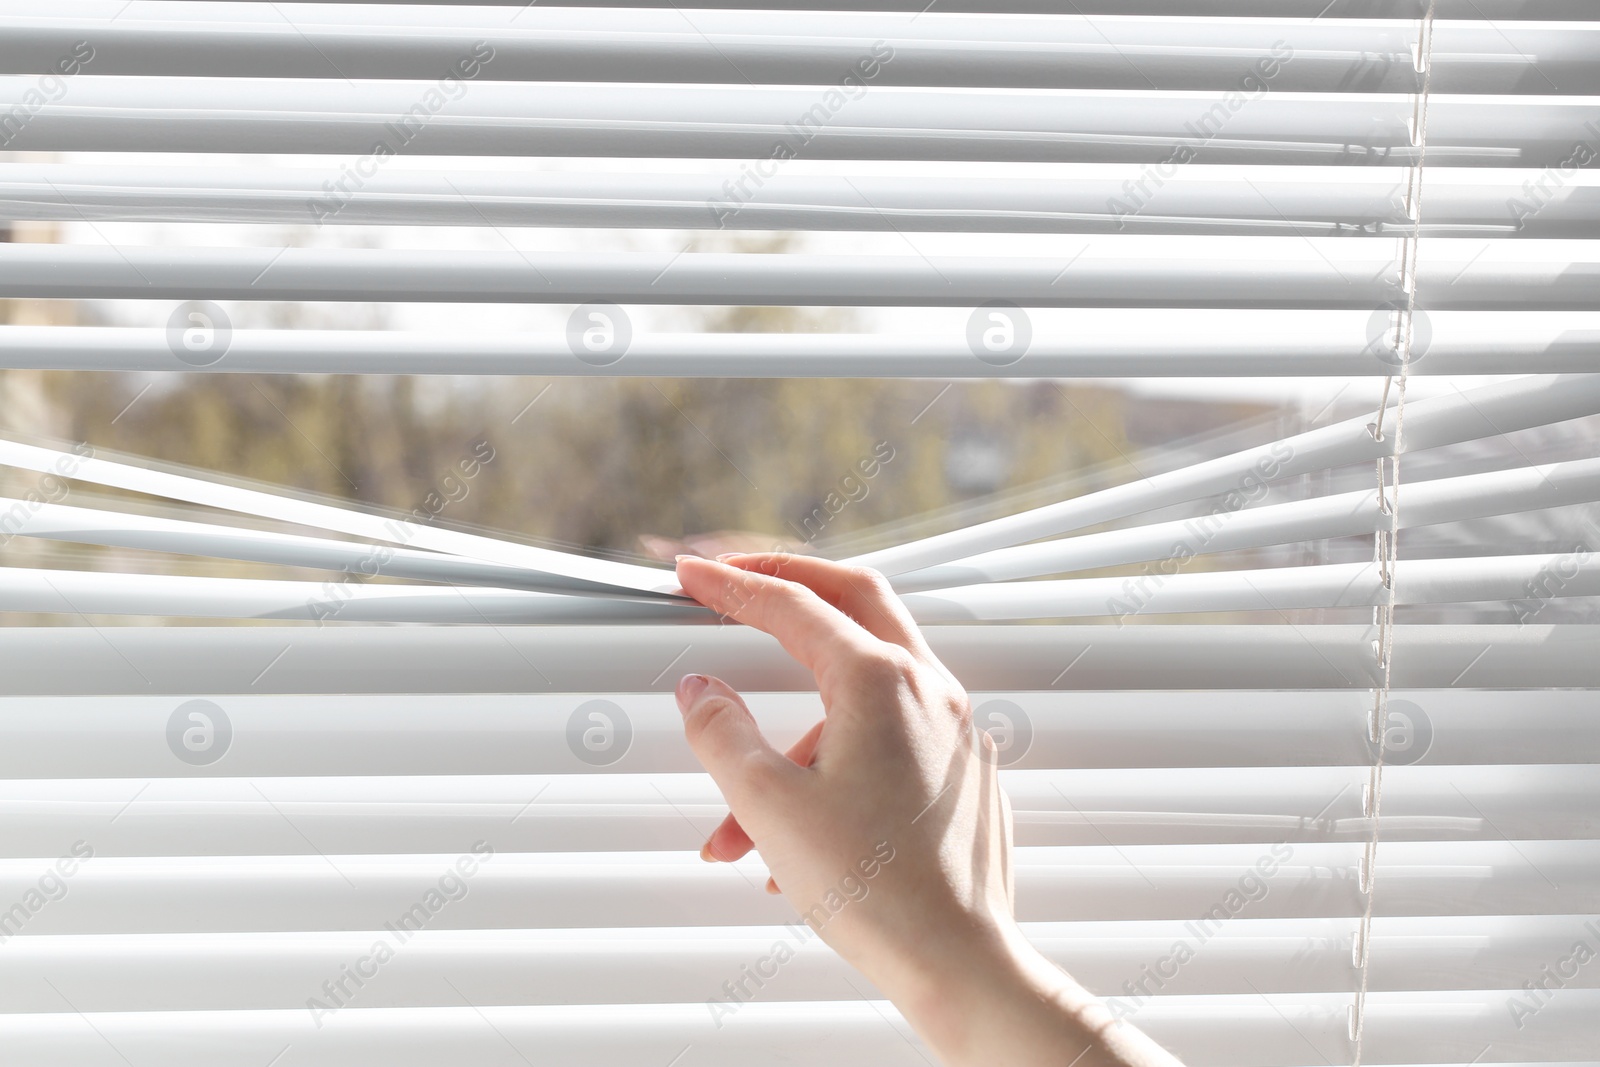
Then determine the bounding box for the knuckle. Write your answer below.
[720,572,762,611]
[763,578,819,618]
[846,646,916,690]
[847,565,894,597]
[682,695,742,744]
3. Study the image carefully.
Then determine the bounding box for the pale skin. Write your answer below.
[672,552,1185,1067]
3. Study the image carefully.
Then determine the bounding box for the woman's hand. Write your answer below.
[672,552,1183,1067]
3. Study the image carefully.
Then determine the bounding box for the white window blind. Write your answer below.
[1,2,1597,1065]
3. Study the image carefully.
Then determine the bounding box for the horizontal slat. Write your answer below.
[5,164,1597,236]
[0,498,681,599]
[907,552,1600,621]
[0,766,1592,855]
[2,690,1593,778]
[8,244,1600,308]
[2,843,1595,932]
[0,625,1593,693]
[4,319,1599,375]
[895,457,1600,589]
[0,8,1591,1064]
[1,8,1593,92]
[0,437,677,598]
[2,917,1595,1013]
[5,551,1596,622]
[1,77,1596,164]
[0,994,1594,1066]
[299,0,1590,17]
[177,0,1598,17]
[851,373,1600,574]
[0,9,1363,90]
[0,566,700,623]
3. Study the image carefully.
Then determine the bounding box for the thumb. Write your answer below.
[676,673,797,818]
[703,718,826,863]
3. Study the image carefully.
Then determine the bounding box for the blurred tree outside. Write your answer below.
[2,228,1278,619]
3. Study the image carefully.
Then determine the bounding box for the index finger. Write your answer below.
[675,555,880,683]
[720,553,928,656]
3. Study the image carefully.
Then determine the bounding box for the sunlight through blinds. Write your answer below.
[0,2,1597,1064]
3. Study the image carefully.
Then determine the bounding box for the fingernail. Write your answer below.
[699,841,718,863]
[674,554,692,563]
[716,552,743,562]
[676,673,709,712]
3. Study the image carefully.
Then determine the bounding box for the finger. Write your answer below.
[702,816,752,863]
[703,719,826,862]
[676,673,800,815]
[784,718,827,769]
[765,877,781,895]
[719,553,927,655]
[676,555,879,682]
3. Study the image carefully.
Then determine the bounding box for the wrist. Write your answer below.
[885,913,1061,1054]
[877,915,1133,1067]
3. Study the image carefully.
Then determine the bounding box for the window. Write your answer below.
[0,2,1596,1063]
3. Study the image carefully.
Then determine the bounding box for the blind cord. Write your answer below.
[1351,2,1436,1059]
